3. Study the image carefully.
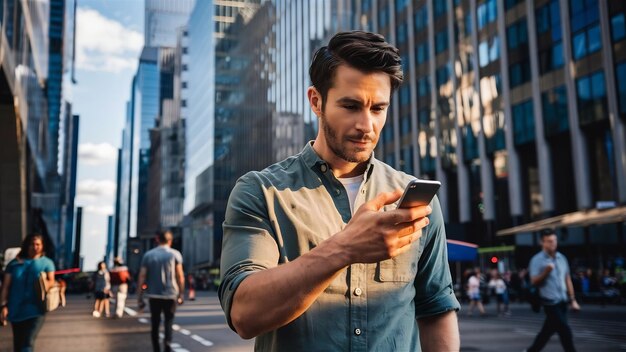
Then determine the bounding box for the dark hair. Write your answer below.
[98,261,107,269]
[156,230,173,244]
[539,228,556,238]
[309,31,404,111]
[17,233,46,259]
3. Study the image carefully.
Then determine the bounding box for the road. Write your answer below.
[2,291,625,351]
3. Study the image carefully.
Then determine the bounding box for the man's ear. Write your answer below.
[307,86,323,117]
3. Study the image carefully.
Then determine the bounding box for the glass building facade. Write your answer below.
[145,0,196,48]
[356,0,626,268]
[0,0,77,267]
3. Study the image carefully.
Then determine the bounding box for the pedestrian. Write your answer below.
[136,230,185,352]
[110,257,130,318]
[219,30,460,351]
[466,268,486,316]
[187,274,195,301]
[0,233,55,351]
[92,261,111,318]
[488,270,510,316]
[526,229,580,352]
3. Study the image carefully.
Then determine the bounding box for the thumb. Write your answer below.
[366,188,403,211]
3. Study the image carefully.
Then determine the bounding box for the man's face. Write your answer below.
[541,234,558,254]
[314,65,391,164]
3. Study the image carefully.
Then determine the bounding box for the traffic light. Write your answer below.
[490,256,499,264]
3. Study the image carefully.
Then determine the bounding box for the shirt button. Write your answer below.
[354,328,361,336]
[354,288,362,296]
[335,189,341,195]
[320,164,328,172]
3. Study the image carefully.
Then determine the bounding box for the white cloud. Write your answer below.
[83,204,115,216]
[79,142,117,165]
[75,8,143,73]
[76,179,116,200]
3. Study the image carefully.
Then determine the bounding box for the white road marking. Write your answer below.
[138,318,149,324]
[191,334,214,347]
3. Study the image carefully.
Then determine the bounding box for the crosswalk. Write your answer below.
[127,305,217,351]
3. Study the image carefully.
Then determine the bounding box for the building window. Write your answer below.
[507,19,528,50]
[617,62,626,117]
[539,42,564,74]
[435,30,448,54]
[569,0,600,60]
[414,7,428,33]
[542,86,569,136]
[400,84,410,106]
[576,70,607,125]
[402,146,413,174]
[509,60,531,88]
[477,0,497,30]
[479,36,499,67]
[401,115,411,135]
[572,24,602,60]
[465,14,472,36]
[396,0,409,12]
[418,76,430,97]
[512,100,535,145]
[416,42,429,64]
[378,6,388,28]
[505,0,523,10]
[434,0,447,19]
[536,0,562,40]
[397,22,408,44]
[611,14,626,42]
[436,66,450,87]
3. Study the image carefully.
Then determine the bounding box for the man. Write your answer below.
[137,231,185,352]
[526,229,580,352]
[219,31,460,351]
[110,257,130,318]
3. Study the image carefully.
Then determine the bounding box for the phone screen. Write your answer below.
[398,179,441,208]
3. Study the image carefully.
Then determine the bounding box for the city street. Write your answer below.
[2,291,625,351]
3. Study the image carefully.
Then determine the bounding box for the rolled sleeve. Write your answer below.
[218,173,280,331]
[414,196,460,319]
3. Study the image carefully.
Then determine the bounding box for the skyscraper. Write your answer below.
[145,0,196,48]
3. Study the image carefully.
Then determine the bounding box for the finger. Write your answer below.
[384,205,432,226]
[394,217,429,239]
[395,229,422,249]
[366,189,403,211]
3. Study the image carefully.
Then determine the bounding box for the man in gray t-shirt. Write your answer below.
[137,231,184,352]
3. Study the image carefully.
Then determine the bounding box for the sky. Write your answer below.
[73,0,144,271]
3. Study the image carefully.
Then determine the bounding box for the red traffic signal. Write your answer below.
[490,256,499,264]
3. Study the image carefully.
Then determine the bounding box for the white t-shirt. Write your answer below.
[468,275,480,295]
[488,278,507,294]
[338,174,365,214]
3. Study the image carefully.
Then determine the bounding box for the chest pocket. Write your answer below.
[375,231,422,283]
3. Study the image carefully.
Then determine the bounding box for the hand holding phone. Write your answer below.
[398,179,441,209]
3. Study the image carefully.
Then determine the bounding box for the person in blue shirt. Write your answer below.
[526,229,580,352]
[0,233,56,352]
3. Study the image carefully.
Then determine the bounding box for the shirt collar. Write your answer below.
[300,141,376,180]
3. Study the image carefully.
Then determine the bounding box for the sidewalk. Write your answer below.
[0,294,153,352]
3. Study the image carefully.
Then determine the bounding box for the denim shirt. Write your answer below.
[219,143,459,352]
[529,250,570,305]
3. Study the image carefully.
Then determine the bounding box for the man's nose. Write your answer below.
[355,111,374,133]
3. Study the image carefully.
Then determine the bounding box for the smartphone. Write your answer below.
[398,179,441,208]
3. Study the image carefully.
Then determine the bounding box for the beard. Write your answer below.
[320,112,374,163]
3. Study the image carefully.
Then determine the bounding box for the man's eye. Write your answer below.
[372,107,385,113]
[343,105,359,110]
